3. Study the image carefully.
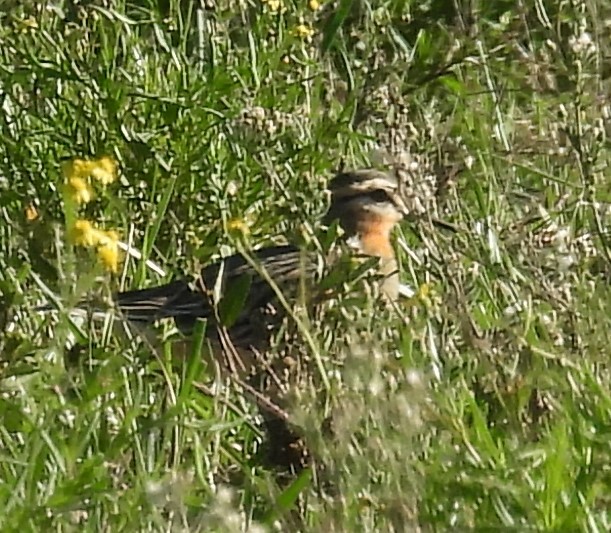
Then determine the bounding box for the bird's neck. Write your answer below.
[352,217,396,259]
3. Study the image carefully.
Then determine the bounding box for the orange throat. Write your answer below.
[355,218,396,259]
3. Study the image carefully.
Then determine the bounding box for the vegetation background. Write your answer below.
[1,0,610,530]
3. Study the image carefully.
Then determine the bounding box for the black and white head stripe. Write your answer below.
[328,169,408,215]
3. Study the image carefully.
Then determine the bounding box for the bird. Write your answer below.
[114,168,408,367]
[55,168,409,468]
[112,168,409,468]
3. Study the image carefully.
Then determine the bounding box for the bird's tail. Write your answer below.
[36,279,206,325]
[114,279,207,323]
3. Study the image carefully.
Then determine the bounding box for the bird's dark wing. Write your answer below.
[115,244,316,344]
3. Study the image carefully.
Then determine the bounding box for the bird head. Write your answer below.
[325,169,408,235]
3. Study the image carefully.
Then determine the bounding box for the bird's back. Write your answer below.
[115,244,317,349]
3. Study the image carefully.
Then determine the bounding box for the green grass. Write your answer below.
[1,0,611,530]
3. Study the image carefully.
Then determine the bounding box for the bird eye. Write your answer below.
[370,189,393,203]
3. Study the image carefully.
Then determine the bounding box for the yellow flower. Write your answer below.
[417,283,431,299]
[97,240,120,273]
[309,0,320,10]
[62,156,117,185]
[100,229,119,244]
[70,221,121,272]
[262,0,283,12]
[227,217,250,236]
[17,16,38,32]
[90,156,117,185]
[71,220,100,247]
[415,283,433,308]
[25,203,39,221]
[63,159,93,180]
[66,176,94,205]
[294,24,314,39]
